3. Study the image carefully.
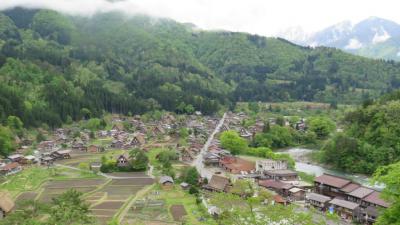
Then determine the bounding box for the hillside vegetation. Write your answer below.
[1,8,400,128]
[322,91,400,174]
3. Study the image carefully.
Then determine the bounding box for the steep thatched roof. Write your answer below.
[0,192,15,213]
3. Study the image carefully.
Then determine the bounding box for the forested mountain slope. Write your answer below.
[1,7,400,128]
[322,91,400,174]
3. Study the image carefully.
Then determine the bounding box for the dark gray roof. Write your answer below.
[306,193,331,203]
[329,198,359,210]
[348,187,375,199]
[159,176,174,184]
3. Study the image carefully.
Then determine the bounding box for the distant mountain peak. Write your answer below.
[281,16,400,60]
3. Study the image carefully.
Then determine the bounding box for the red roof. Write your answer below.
[1,162,20,171]
[340,183,361,193]
[315,174,351,188]
[273,195,286,203]
[363,191,390,208]
[220,157,255,174]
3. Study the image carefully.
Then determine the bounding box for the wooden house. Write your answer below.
[259,179,293,197]
[203,175,230,192]
[129,134,146,147]
[347,187,375,204]
[264,169,298,181]
[0,162,22,176]
[153,125,166,136]
[116,154,129,168]
[305,193,332,211]
[288,187,306,201]
[7,154,23,163]
[314,174,352,198]
[51,150,71,159]
[159,176,174,190]
[37,141,56,151]
[329,198,360,221]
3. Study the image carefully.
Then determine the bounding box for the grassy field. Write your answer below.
[0,166,103,198]
[0,166,53,198]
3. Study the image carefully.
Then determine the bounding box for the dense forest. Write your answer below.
[322,91,400,174]
[1,8,400,128]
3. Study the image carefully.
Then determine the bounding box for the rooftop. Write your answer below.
[348,186,375,199]
[206,175,230,191]
[306,193,331,203]
[315,174,351,188]
[340,182,361,193]
[259,179,293,190]
[0,192,14,213]
[329,198,359,210]
[363,191,390,208]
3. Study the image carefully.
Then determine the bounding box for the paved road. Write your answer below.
[191,112,226,180]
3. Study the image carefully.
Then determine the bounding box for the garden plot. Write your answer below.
[170,205,187,222]
[89,177,155,223]
[123,199,175,225]
[37,179,107,203]
[16,192,38,202]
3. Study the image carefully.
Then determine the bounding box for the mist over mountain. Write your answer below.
[281,17,400,60]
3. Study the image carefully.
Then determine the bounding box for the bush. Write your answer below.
[189,186,199,195]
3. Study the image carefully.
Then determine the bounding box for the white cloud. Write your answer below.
[372,28,391,44]
[345,38,363,49]
[1,0,399,36]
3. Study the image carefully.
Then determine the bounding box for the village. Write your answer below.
[0,109,389,225]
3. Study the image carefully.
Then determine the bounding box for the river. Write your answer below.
[278,147,384,189]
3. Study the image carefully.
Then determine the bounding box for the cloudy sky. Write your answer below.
[0,0,399,36]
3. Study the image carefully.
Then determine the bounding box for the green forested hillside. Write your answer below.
[1,8,400,128]
[322,91,400,174]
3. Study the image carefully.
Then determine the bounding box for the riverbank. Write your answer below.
[276,147,383,189]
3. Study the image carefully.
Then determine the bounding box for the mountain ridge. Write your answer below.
[1,8,400,128]
[281,17,400,60]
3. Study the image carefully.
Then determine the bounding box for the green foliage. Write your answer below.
[129,149,149,171]
[220,130,248,155]
[0,125,15,156]
[0,189,94,225]
[6,115,23,136]
[210,191,319,225]
[32,10,75,45]
[254,126,294,149]
[248,102,260,113]
[308,116,335,139]
[372,162,400,225]
[48,189,94,225]
[100,155,117,173]
[83,118,105,131]
[323,92,400,174]
[0,200,47,225]
[157,150,179,165]
[179,128,189,139]
[36,132,46,142]
[180,167,200,186]
[0,9,400,128]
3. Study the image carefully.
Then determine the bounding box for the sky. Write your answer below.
[1,0,399,36]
